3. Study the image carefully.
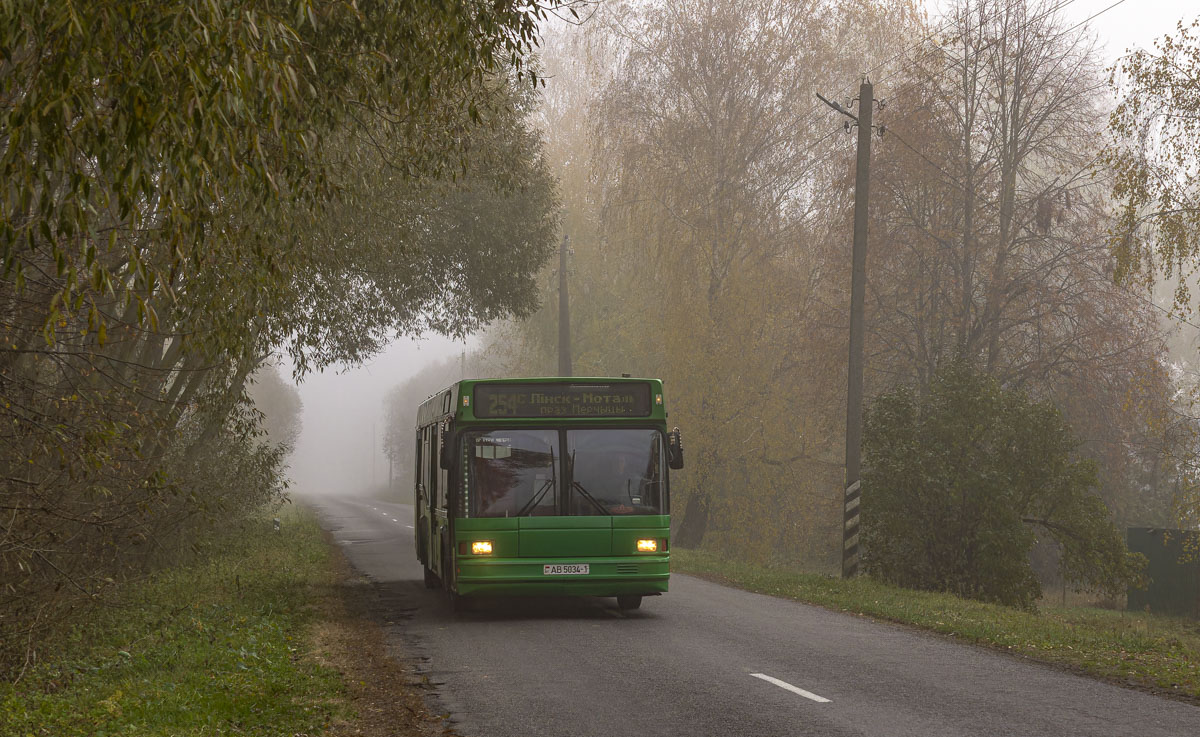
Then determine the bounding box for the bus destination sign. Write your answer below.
[473,383,652,418]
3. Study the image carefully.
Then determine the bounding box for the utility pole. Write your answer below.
[558,233,572,377]
[818,78,877,579]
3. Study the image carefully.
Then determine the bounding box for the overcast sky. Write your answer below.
[1080,0,1194,58]
[285,0,1198,499]
[926,0,1196,61]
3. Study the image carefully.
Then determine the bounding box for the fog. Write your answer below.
[276,0,1198,502]
[272,0,1200,517]
[284,334,472,498]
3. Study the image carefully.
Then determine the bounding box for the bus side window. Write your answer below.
[430,426,441,510]
[437,424,450,511]
[420,428,427,493]
[414,430,423,498]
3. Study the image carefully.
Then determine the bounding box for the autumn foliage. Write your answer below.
[0,1,564,675]
[479,0,1186,590]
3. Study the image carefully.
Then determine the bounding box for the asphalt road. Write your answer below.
[305,493,1200,737]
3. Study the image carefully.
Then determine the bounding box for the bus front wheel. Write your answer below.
[617,595,642,611]
[423,565,439,589]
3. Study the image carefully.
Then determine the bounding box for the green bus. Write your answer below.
[414,377,683,611]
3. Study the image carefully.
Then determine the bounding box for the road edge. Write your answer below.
[310,526,458,737]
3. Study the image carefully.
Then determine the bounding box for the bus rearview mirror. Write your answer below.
[667,428,684,470]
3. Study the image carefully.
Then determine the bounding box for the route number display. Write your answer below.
[474,383,652,418]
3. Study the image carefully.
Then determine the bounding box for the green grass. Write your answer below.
[673,548,1200,700]
[1,509,344,736]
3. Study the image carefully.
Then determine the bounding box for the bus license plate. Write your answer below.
[544,564,589,575]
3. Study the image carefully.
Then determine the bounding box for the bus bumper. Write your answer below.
[454,555,669,597]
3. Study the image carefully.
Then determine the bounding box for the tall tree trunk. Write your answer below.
[674,489,709,548]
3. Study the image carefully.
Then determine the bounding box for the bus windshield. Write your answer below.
[566,429,664,515]
[468,430,559,518]
[465,428,665,517]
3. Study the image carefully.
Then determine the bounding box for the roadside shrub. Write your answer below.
[862,361,1143,609]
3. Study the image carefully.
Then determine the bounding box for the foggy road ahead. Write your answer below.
[306,494,1200,737]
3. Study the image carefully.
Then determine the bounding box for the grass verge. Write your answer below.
[672,548,1200,701]
[1,508,344,736]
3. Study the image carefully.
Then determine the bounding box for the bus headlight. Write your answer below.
[471,541,494,555]
[636,539,658,552]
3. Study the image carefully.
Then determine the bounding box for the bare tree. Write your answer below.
[867,0,1176,525]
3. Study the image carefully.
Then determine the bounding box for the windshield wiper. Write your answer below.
[516,479,554,517]
[566,449,611,515]
[515,446,556,517]
[570,480,611,515]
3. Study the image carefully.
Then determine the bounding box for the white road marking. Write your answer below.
[749,673,831,703]
[405,525,414,529]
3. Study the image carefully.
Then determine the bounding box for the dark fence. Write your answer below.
[1126,528,1200,618]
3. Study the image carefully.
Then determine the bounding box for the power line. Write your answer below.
[838,0,1171,328]
[872,0,1087,88]
[870,0,1115,124]
[743,0,1083,160]
[883,126,1200,333]
[801,0,1142,264]
[801,0,1102,216]
[1061,0,1133,38]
